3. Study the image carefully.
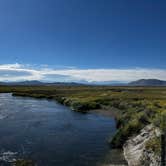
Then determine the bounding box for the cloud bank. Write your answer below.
[0,63,165,83]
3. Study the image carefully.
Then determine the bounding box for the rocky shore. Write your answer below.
[123,124,161,166]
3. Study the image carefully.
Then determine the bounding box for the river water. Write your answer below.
[0,93,117,166]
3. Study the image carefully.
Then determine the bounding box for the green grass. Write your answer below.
[145,137,161,155]
[14,159,35,166]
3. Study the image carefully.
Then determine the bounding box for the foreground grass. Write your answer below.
[14,159,35,166]
[0,85,165,151]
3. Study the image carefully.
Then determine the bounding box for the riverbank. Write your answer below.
[90,109,162,166]
[89,107,120,118]
[123,124,161,166]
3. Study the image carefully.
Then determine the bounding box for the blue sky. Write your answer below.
[0,0,165,82]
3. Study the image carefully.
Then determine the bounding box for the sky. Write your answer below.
[0,0,165,82]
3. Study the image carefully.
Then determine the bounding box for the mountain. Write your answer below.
[1,79,166,86]
[0,81,44,86]
[0,81,84,86]
[128,79,166,86]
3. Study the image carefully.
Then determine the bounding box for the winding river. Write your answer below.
[0,93,117,166]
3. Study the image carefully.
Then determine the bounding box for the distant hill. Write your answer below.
[128,79,166,86]
[0,81,84,86]
[1,79,166,86]
[0,81,44,86]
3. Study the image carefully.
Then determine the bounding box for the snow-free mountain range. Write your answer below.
[0,79,166,86]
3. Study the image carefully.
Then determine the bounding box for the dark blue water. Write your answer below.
[0,93,116,166]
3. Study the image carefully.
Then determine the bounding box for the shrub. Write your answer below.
[71,101,100,112]
[145,137,161,155]
[110,118,144,148]
[14,159,35,166]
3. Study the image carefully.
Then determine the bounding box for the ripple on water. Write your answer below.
[0,115,7,120]
[0,151,17,163]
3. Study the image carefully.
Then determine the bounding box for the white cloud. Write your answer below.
[0,63,165,82]
[0,63,22,69]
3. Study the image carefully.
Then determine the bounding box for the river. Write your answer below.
[0,93,117,166]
